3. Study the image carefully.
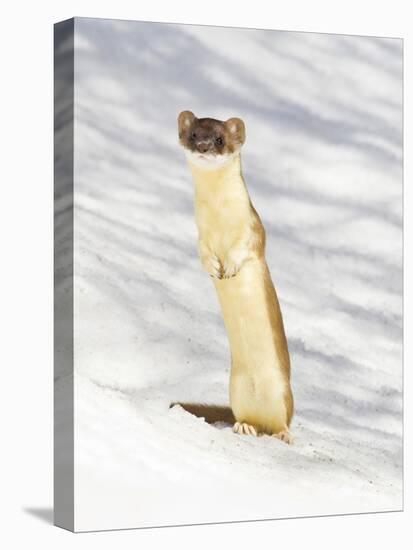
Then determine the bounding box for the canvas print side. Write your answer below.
[54,18,75,532]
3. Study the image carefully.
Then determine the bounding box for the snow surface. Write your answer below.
[66,18,402,530]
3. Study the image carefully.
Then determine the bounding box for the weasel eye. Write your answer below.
[191,132,197,140]
[215,136,224,146]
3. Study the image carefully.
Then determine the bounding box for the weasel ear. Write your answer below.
[225,117,246,146]
[178,111,196,136]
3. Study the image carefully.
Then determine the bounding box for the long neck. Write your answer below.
[189,154,250,204]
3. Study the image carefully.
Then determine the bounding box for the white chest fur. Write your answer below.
[191,155,252,262]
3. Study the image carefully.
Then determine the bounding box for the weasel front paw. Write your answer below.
[201,254,223,279]
[222,257,243,279]
[222,248,249,279]
[222,262,239,279]
[233,422,257,436]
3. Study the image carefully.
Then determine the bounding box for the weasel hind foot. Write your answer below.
[273,429,293,445]
[233,422,257,436]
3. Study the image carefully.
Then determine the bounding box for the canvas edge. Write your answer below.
[54,17,75,533]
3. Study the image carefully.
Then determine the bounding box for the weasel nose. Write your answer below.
[197,142,210,153]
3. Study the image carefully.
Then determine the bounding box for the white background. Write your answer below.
[0,0,410,548]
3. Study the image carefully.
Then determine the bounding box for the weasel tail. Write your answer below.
[174,111,294,443]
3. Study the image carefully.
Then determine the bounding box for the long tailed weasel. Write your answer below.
[177,111,294,443]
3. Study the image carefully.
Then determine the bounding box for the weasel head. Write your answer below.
[178,111,246,169]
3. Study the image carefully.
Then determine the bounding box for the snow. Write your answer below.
[64,18,402,530]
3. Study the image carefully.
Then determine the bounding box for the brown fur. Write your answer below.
[178,111,245,155]
[262,263,294,425]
